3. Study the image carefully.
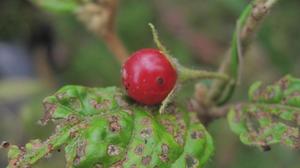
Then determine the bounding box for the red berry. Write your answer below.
[121,48,177,105]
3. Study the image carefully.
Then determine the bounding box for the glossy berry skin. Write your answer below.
[122,48,177,105]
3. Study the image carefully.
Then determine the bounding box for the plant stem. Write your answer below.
[77,0,129,64]
[178,66,229,83]
[205,0,280,106]
[102,31,129,63]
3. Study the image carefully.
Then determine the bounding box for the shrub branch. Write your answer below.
[205,0,280,106]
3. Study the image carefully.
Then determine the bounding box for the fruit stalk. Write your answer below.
[178,66,229,83]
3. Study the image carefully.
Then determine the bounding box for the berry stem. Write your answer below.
[178,66,229,83]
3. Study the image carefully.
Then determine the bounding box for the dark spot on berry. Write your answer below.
[156,77,164,85]
[124,82,130,90]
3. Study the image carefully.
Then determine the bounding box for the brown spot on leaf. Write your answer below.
[74,156,81,166]
[108,115,121,133]
[115,95,129,107]
[191,131,203,139]
[30,139,43,149]
[175,136,184,145]
[164,103,177,114]
[92,99,112,110]
[66,115,81,125]
[141,156,152,166]
[69,127,80,138]
[55,92,66,100]
[69,97,82,110]
[160,119,174,135]
[140,128,152,139]
[134,144,144,155]
[161,144,169,154]
[110,159,125,168]
[74,140,87,165]
[185,155,199,168]
[173,117,186,145]
[159,154,169,163]
[141,117,151,126]
[40,102,57,125]
[107,145,121,156]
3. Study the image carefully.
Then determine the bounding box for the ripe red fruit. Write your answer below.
[121,48,177,105]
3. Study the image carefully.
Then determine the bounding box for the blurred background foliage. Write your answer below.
[0,0,299,167]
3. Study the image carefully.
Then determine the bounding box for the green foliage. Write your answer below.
[32,0,84,12]
[212,4,253,105]
[228,75,300,149]
[3,86,213,167]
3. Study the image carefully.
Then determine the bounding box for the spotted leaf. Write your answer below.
[228,75,300,149]
[2,86,213,168]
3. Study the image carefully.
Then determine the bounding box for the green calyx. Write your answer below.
[2,86,214,168]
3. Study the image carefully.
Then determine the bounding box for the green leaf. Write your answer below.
[32,0,84,12]
[215,4,253,105]
[3,86,214,167]
[228,75,300,149]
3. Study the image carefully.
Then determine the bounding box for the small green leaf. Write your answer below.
[3,86,214,167]
[214,4,253,105]
[228,75,300,149]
